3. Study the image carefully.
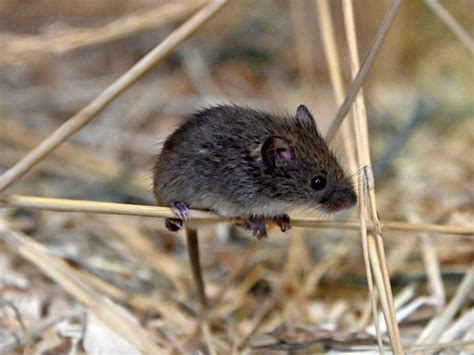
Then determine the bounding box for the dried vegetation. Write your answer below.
[0,0,473,353]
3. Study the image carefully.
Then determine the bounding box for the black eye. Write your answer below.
[311,176,326,191]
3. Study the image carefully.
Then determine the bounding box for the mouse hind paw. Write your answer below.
[165,218,183,232]
[164,202,189,232]
[171,202,190,220]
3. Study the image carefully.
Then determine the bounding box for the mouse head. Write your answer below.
[261,105,357,213]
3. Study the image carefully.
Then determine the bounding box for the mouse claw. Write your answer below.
[252,224,267,240]
[171,202,190,220]
[273,214,291,232]
[165,218,183,232]
[235,217,268,240]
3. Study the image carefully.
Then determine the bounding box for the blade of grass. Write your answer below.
[424,0,474,53]
[326,0,402,143]
[1,195,472,236]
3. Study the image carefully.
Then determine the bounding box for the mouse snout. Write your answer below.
[320,186,357,212]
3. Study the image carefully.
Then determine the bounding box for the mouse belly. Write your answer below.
[209,200,293,219]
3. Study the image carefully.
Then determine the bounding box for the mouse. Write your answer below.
[153,104,357,239]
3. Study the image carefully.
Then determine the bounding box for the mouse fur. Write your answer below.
[153,104,357,237]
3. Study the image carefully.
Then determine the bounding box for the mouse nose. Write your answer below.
[321,187,357,212]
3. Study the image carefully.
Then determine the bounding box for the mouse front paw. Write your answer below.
[273,214,291,232]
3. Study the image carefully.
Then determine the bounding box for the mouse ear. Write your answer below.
[262,136,295,169]
[296,104,317,129]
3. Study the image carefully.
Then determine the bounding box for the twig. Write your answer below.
[0,1,205,66]
[0,195,472,236]
[0,221,163,353]
[424,0,474,54]
[0,0,228,193]
[325,0,402,143]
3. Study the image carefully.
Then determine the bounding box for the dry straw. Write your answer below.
[316,0,405,352]
[325,0,402,144]
[1,194,472,236]
[0,0,228,193]
[315,0,385,351]
[424,0,474,53]
[0,0,473,352]
[0,221,164,353]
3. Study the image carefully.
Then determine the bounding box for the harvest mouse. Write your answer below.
[153,104,357,239]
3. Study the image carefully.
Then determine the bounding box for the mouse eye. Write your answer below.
[311,176,327,191]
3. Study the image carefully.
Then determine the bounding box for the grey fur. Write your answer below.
[153,105,356,219]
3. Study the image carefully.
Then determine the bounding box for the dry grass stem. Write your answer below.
[316,0,383,351]
[0,221,163,353]
[73,266,195,334]
[341,0,403,352]
[0,0,228,193]
[316,0,357,175]
[209,242,258,308]
[359,182,384,353]
[0,1,205,66]
[236,296,277,350]
[419,233,446,307]
[1,194,472,236]
[424,0,474,53]
[326,0,402,143]
[105,220,187,284]
[0,1,471,352]
[406,340,474,353]
[417,265,474,344]
[1,119,149,194]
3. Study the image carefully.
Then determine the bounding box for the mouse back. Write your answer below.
[153,104,356,217]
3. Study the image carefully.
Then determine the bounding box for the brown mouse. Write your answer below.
[153,104,357,239]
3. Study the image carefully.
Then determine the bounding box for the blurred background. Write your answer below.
[0,0,472,353]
